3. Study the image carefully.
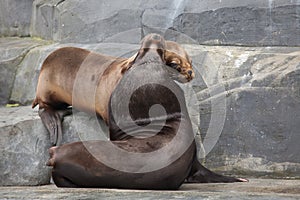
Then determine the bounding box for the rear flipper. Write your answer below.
[186,159,248,183]
[38,107,72,146]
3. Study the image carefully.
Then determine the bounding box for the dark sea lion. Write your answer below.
[47,34,196,189]
[46,34,247,189]
[32,40,194,146]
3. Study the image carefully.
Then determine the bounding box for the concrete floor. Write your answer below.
[0,179,299,200]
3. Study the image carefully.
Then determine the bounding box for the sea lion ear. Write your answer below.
[157,48,165,63]
[128,52,139,65]
[121,52,138,73]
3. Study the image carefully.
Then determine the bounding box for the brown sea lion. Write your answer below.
[47,33,196,189]
[46,34,247,189]
[32,40,194,146]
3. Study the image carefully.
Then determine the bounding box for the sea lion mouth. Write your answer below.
[186,70,195,81]
[166,61,194,82]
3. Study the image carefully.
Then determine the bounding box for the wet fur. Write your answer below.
[32,40,194,146]
[48,34,196,189]
[47,34,246,189]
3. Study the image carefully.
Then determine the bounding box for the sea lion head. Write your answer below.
[131,34,194,83]
[164,41,194,83]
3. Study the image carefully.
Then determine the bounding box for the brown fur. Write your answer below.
[32,41,194,123]
[47,34,196,189]
[37,34,246,185]
[165,41,194,82]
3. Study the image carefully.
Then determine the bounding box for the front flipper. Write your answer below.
[186,159,248,183]
[38,108,72,146]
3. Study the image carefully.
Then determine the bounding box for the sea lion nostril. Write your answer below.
[152,34,161,40]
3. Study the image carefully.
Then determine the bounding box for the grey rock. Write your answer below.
[9,43,59,106]
[61,111,109,144]
[31,0,144,43]
[0,0,33,37]
[1,179,300,199]
[0,37,46,105]
[28,0,300,46]
[172,3,300,46]
[200,88,300,178]
[0,106,108,186]
[0,58,21,105]
[186,45,300,178]
[1,0,299,46]
[0,106,51,186]
[2,39,300,183]
[184,0,299,13]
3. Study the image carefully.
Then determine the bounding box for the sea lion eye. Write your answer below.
[168,62,178,69]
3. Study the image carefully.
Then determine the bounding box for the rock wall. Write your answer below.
[0,0,300,186]
[0,0,33,37]
[1,0,300,46]
[0,38,46,105]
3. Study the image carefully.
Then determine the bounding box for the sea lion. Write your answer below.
[46,34,247,189]
[47,33,196,189]
[32,39,194,146]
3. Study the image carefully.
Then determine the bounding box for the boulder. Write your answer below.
[0,37,46,105]
[172,0,300,46]
[0,106,51,186]
[185,45,300,178]
[0,106,108,186]
[0,0,33,37]
[29,0,300,46]
[31,0,145,43]
[2,42,300,182]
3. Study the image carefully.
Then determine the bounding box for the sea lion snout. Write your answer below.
[140,33,166,51]
[133,34,166,64]
[151,34,161,40]
[187,70,195,80]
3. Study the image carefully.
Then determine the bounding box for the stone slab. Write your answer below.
[28,0,300,46]
[31,0,145,43]
[172,4,300,46]
[0,106,51,186]
[185,45,300,178]
[0,0,33,37]
[0,106,107,186]
[0,179,300,200]
[1,42,300,185]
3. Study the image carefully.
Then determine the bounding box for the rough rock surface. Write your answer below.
[0,37,47,105]
[1,0,300,187]
[1,179,300,200]
[0,106,107,186]
[30,0,146,43]
[185,45,300,178]
[0,106,51,186]
[20,0,300,46]
[172,0,300,46]
[0,0,33,37]
[1,38,299,185]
